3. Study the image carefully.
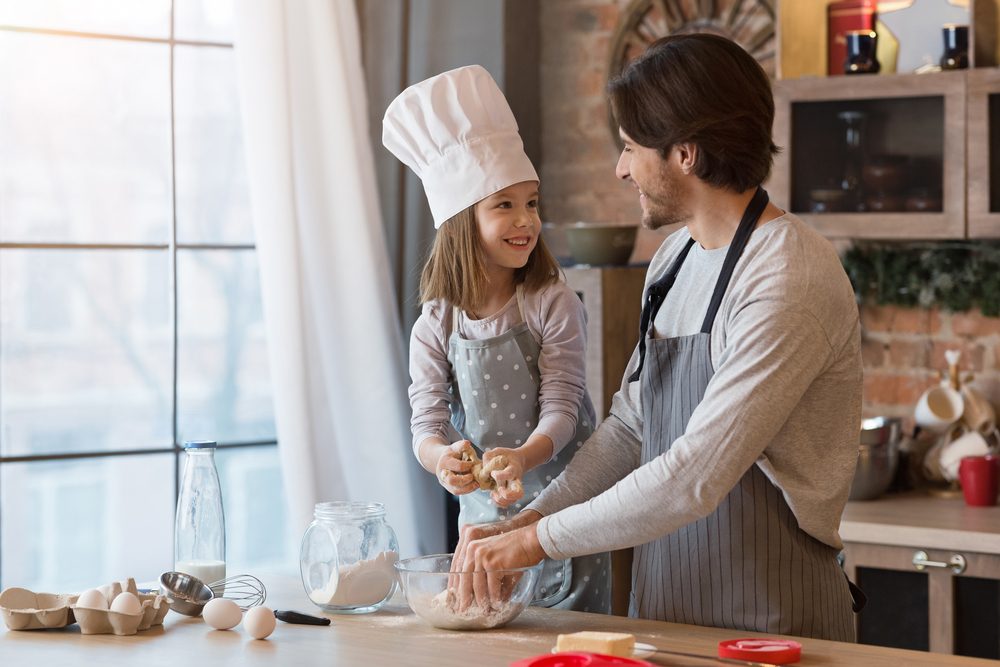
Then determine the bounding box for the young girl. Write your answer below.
[383,65,610,613]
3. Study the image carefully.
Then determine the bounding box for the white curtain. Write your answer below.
[232,0,445,558]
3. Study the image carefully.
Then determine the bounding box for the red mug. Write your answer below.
[959,454,999,507]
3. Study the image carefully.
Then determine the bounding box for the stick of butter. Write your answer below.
[555,631,636,657]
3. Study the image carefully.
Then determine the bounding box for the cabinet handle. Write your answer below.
[912,550,967,574]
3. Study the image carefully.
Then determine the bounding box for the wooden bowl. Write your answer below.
[862,156,908,193]
[563,223,638,266]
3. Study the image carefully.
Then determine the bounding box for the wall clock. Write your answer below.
[607,0,777,143]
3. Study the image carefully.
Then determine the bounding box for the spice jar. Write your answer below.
[844,30,880,75]
[940,24,969,70]
[300,501,399,614]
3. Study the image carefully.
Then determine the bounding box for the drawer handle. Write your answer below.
[912,550,967,574]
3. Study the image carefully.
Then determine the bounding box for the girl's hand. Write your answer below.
[483,447,526,507]
[435,440,478,495]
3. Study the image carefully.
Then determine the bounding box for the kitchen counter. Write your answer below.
[1,574,996,666]
[842,491,1000,554]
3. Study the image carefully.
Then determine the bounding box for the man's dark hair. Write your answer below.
[608,33,779,192]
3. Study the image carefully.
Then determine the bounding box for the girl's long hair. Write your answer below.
[418,204,560,311]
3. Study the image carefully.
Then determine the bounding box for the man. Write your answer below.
[453,34,863,641]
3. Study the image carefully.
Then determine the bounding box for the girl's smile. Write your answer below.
[475,180,541,275]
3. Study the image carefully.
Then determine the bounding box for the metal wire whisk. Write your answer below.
[207,574,267,609]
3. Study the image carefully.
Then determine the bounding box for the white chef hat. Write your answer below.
[382,65,539,229]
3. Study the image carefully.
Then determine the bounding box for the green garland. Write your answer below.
[842,241,1000,317]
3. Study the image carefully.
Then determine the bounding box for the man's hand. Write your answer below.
[449,511,544,611]
[434,440,478,495]
[457,524,546,611]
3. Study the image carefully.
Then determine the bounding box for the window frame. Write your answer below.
[0,6,278,587]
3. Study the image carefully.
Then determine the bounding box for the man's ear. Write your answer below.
[674,142,698,174]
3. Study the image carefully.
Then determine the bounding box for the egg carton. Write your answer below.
[0,577,169,635]
[0,589,77,630]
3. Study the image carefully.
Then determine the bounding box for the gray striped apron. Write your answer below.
[627,187,856,641]
[448,286,611,613]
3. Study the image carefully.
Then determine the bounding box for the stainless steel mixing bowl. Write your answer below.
[849,416,903,501]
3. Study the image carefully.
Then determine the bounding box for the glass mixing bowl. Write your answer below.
[394,554,541,630]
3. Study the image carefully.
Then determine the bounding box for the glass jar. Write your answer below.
[300,501,399,614]
[836,110,867,211]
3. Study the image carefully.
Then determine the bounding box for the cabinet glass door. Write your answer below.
[955,575,1000,659]
[857,567,929,651]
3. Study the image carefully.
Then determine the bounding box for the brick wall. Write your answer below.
[537,1,1000,420]
[539,1,673,260]
[862,305,1000,425]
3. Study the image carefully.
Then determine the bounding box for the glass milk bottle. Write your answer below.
[174,440,226,585]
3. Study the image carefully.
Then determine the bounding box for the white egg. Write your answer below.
[203,597,242,630]
[243,605,275,640]
[76,588,108,610]
[109,591,142,615]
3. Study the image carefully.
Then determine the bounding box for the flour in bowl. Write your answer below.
[412,588,522,630]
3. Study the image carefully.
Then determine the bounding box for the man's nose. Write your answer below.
[615,152,630,180]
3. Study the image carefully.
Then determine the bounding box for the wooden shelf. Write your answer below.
[798,211,962,240]
[770,70,967,239]
[842,491,1000,554]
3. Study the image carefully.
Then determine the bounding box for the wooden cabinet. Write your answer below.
[967,68,1000,237]
[843,542,1000,658]
[770,71,968,239]
[840,494,1000,659]
[563,265,646,422]
[563,265,646,617]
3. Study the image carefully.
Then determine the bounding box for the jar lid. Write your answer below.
[717,639,802,664]
[314,501,386,519]
[183,440,218,449]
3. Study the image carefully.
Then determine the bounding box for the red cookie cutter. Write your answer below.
[718,638,803,664]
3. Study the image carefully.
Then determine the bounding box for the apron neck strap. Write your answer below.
[515,283,526,323]
[627,186,769,383]
[627,238,696,383]
[699,186,769,334]
[450,283,526,335]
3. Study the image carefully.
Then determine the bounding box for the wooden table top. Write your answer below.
[842,491,1000,553]
[1,574,996,666]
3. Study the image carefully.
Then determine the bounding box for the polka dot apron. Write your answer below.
[447,286,611,612]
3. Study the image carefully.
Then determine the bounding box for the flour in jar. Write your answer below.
[309,550,398,607]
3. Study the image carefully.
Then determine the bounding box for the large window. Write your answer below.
[0,1,292,591]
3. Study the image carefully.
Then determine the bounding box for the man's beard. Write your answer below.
[641,163,689,230]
